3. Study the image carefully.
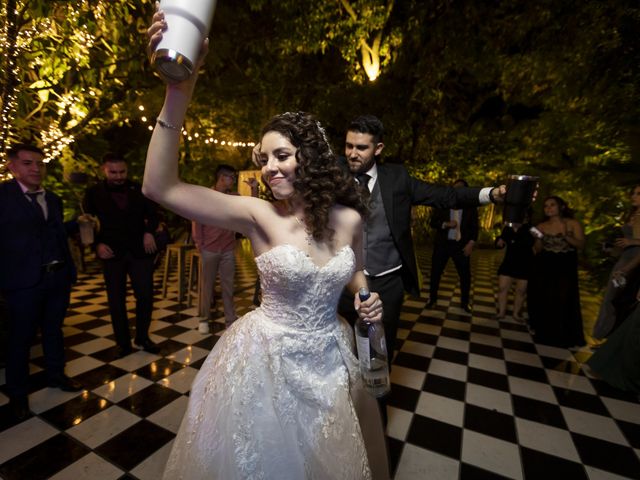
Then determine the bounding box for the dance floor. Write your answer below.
[0,244,639,479]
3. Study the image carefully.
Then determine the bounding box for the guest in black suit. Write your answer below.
[0,144,82,421]
[338,115,504,365]
[84,153,160,358]
[428,179,479,313]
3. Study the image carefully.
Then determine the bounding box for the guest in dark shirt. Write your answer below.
[84,153,160,358]
[428,179,479,314]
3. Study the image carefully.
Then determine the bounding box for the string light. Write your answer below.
[135,103,256,149]
[0,1,22,179]
[41,124,75,163]
[0,1,98,178]
[0,0,256,184]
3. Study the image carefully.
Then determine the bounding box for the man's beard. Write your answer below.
[106,180,127,190]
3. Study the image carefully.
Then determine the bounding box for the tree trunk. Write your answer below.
[0,0,20,158]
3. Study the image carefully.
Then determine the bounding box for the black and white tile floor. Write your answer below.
[0,242,638,479]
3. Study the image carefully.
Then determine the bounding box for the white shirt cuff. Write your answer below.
[479,187,494,205]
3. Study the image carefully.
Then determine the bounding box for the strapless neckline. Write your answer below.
[255,244,353,270]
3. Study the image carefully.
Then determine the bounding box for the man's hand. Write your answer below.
[445,220,458,229]
[490,185,507,203]
[244,177,259,196]
[463,241,474,257]
[492,183,539,204]
[143,232,158,255]
[614,237,637,248]
[96,243,114,260]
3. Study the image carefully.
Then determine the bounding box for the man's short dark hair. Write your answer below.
[453,179,469,187]
[347,115,384,144]
[7,143,44,161]
[102,152,126,164]
[215,164,237,180]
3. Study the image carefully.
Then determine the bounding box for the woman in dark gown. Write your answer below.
[592,184,640,339]
[587,252,640,393]
[527,196,586,348]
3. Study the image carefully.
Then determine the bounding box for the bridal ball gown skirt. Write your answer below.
[163,245,389,479]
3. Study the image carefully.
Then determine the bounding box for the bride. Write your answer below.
[145,8,389,480]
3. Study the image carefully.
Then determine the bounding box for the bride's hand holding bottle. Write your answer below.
[355,290,383,323]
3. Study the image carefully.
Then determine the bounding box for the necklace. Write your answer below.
[293,214,313,245]
[282,201,313,246]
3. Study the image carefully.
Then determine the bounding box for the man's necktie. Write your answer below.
[356,173,371,199]
[26,192,45,220]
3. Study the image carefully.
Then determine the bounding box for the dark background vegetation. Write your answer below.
[1,0,639,285]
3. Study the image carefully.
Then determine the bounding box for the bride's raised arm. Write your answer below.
[143,8,260,237]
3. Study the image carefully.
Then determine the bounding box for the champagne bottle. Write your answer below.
[354,287,391,397]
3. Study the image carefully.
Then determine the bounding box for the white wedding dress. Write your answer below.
[163,244,389,480]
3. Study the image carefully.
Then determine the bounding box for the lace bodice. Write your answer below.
[256,244,355,331]
[541,233,575,254]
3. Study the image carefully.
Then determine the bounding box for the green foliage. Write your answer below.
[3,0,639,289]
[2,0,156,160]
[376,0,640,288]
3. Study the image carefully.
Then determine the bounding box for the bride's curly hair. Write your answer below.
[260,111,367,243]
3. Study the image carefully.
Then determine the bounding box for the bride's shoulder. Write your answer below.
[331,204,362,226]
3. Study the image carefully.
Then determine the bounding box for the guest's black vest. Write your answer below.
[363,181,402,276]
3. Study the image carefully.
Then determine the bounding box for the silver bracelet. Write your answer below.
[156,117,181,132]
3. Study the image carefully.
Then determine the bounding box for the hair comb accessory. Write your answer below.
[315,120,333,155]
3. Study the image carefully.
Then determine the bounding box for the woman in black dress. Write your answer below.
[495,214,535,320]
[527,196,586,348]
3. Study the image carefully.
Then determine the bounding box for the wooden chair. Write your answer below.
[186,249,202,308]
[161,243,195,303]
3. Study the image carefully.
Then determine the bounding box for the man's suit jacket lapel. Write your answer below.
[375,165,395,227]
[9,179,44,224]
[44,191,60,223]
[461,207,477,240]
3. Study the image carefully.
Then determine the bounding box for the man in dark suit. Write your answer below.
[428,179,479,313]
[338,115,503,364]
[0,144,82,421]
[84,153,160,358]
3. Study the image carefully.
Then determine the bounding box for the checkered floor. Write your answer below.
[1,241,638,480]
